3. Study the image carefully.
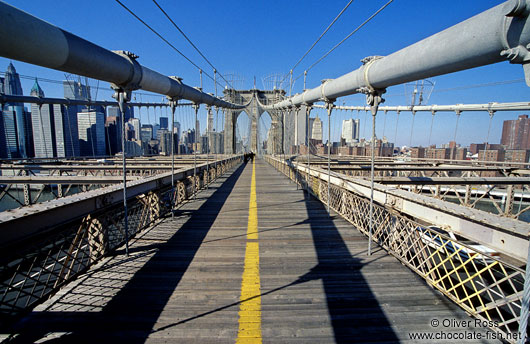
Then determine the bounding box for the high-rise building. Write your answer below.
[140,124,153,143]
[501,115,530,150]
[31,103,56,158]
[105,115,122,155]
[107,105,134,122]
[4,63,23,105]
[2,63,32,158]
[3,109,19,158]
[30,80,56,158]
[159,116,168,130]
[206,110,213,133]
[77,111,105,156]
[341,119,360,145]
[153,124,160,141]
[308,117,315,139]
[196,119,201,138]
[129,118,141,140]
[63,80,91,101]
[30,80,78,158]
[157,129,171,155]
[312,115,323,141]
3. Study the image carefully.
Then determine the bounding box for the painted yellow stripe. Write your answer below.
[247,159,258,240]
[237,160,262,344]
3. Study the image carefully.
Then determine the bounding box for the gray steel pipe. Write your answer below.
[266,0,530,110]
[313,101,530,113]
[0,2,245,109]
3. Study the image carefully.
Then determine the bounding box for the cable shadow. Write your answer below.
[5,163,248,344]
[301,192,400,343]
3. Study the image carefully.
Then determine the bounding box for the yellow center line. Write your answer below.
[236,160,262,344]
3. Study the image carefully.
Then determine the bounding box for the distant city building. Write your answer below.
[201,135,209,154]
[140,124,153,143]
[129,118,141,140]
[196,119,201,137]
[77,111,105,156]
[501,114,530,150]
[505,149,530,163]
[208,131,224,154]
[341,119,360,145]
[1,63,32,158]
[107,106,134,123]
[125,139,143,157]
[153,124,160,140]
[312,115,323,141]
[30,80,56,158]
[30,80,78,158]
[206,110,213,133]
[157,129,172,155]
[159,116,168,130]
[105,115,122,155]
[426,148,451,160]
[469,143,503,155]
[479,148,505,162]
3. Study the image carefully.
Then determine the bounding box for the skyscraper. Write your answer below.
[30,79,56,158]
[341,119,360,145]
[159,116,168,130]
[129,118,141,140]
[4,62,23,104]
[501,115,530,150]
[105,115,122,155]
[2,63,32,158]
[31,80,78,158]
[140,124,153,143]
[77,111,105,156]
[312,115,323,141]
[107,105,134,122]
[63,80,90,101]
[206,110,213,133]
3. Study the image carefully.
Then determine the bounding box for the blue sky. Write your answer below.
[1,0,527,147]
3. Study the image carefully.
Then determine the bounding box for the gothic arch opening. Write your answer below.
[235,111,251,154]
[258,111,272,156]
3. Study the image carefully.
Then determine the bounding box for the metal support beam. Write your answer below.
[264,1,530,110]
[313,101,530,113]
[0,2,245,109]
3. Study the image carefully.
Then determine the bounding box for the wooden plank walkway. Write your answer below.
[3,159,499,343]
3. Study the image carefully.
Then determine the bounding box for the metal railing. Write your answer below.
[0,156,242,321]
[266,155,526,343]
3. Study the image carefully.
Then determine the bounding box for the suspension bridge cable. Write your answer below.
[151,0,234,89]
[294,0,394,82]
[284,0,355,82]
[114,0,221,88]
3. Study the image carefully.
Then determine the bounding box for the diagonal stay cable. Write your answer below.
[294,0,394,82]
[282,0,355,84]
[151,0,234,89]
[114,0,221,88]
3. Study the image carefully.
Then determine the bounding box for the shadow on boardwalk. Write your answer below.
[301,191,399,343]
[5,164,246,344]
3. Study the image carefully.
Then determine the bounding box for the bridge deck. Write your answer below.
[5,160,496,343]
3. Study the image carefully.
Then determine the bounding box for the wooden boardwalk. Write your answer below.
[4,159,498,343]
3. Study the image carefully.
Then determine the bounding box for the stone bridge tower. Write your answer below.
[223,89,285,154]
